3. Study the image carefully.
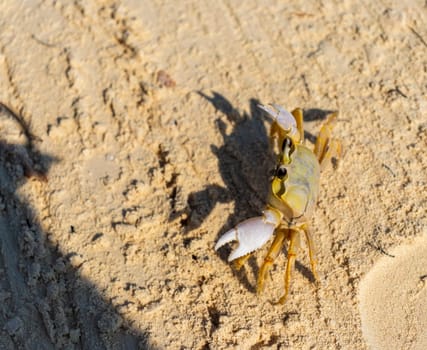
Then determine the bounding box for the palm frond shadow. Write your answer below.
[0,103,156,349]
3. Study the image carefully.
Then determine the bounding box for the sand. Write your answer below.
[0,1,426,349]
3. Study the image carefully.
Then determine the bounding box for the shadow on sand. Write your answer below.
[0,103,156,349]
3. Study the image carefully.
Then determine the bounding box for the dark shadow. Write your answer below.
[303,108,335,122]
[295,261,316,283]
[0,103,156,349]
[303,108,335,144]
[196,92,273,235]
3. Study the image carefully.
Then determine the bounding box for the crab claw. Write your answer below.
[258,104,298,139]
[215,209,281,262]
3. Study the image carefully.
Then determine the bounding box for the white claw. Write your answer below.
[215,209,282,262]
[214,228,238,251]
[258,104,298,138]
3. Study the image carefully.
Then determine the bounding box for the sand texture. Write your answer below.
[0,1,426,349]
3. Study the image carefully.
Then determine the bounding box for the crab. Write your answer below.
[215,104,341,304]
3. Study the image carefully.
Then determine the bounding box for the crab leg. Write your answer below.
[302,225,319,281]
[319,139,342,169]
[215,208,282,262]
[232,254,252,270]
[277,229,301,304]
[314,111,342,167]
[314,111,336,158]
[257,228,287,294]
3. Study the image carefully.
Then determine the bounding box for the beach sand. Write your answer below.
[0,1,425,349]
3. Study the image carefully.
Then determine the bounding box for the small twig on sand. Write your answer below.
[409,26,427,48]
[367,242,395,258]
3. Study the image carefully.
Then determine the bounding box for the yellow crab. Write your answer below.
[215,104,341,304]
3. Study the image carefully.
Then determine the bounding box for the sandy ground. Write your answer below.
[0,1,426,349]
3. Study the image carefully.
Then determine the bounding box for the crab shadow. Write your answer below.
[172,92,333,293]
[0,104,156,349]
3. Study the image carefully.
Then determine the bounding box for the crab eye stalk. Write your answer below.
[281,138,293,152]
[275,165,288,179]
[281,137,295,164]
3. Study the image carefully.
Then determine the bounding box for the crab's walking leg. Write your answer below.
[314,111,341,166]
[277,229,301,304]
[233,254,252,270]
[319,139,341,168]
[302,225,319,281]
[313,111,337,159]
[256,228,287,294]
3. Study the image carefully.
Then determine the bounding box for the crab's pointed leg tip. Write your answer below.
[214,228,237,251]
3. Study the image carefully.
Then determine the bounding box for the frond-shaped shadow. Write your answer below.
[0,103,156,349]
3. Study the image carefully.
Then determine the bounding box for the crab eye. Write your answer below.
[276,165,287,179]
[281,137,293,152]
